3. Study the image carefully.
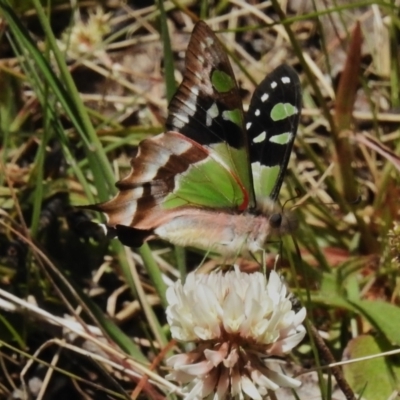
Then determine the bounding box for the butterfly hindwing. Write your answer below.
[93,131,246,229]
[246,64,301,203]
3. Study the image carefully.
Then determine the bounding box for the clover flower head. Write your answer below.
[166,267,306,399]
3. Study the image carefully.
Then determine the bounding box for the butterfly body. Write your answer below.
[90,21,301,257]
[154,207,296,257]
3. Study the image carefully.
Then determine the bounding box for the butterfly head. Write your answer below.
[268,209,298,236]
[256,198,298,237]
[269,212,282,228]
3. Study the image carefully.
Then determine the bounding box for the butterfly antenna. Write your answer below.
[290,184,362,211]
[283,187,303,212]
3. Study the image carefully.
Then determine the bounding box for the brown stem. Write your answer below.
[309,324,356,400]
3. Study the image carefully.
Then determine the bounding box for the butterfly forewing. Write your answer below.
[246,64,301,202]
[166,21,255,209]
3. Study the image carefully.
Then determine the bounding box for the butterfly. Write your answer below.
[89,21,301,258]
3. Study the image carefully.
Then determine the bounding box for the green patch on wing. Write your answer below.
[271,103,298,121]
[211,70,236,93]
[222,109,243,127]
[251,162,280,199]
[210,142,254,208]
[163,155,245,210]
[253,131,266,143]
[270,132,292,145]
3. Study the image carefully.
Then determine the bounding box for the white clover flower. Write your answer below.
[165,267,306,400]
[59,7,111,59]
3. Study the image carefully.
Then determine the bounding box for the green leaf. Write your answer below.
[157,0,176,102]
[343,335,394,400]
[350,300,400,346]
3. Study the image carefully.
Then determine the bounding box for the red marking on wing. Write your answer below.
[238,186,249,211]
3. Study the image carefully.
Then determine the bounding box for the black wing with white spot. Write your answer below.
[246,64,301,202]
[166,21,245,149]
